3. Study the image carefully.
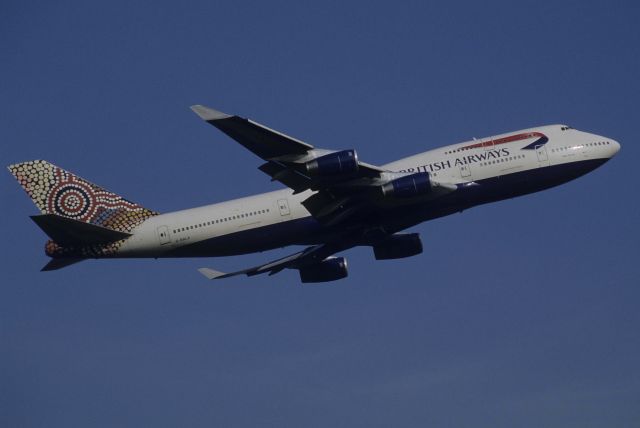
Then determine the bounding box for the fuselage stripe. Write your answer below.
[458,132,547,151]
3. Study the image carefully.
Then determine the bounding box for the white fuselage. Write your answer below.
[117,124,619,258]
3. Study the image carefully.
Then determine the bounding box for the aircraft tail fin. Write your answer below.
[8,160,158,234]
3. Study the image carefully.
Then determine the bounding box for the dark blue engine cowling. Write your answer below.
[382,172,431,198]
[299,257,348,283]
[373,233,423,260]
[305,150,359,177]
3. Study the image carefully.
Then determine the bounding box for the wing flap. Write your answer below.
[258,161,311,193]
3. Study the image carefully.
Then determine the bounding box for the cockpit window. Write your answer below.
[560,125,574,131]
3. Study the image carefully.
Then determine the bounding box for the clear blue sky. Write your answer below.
[1,1,638,427]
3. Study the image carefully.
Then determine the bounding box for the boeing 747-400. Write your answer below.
[8,105,620,282]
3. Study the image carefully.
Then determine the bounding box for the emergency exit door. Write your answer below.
[535,144,549,165]
[157,225,171,245]
[277,198,290,216]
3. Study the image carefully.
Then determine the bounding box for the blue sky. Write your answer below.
[1,1,639,426]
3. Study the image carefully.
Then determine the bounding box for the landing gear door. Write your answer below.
[535,144,549,166]
[277,198,290,216]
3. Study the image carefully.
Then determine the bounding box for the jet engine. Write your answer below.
[373,233,423,260]
[299,256,349,283]
[381,172,432,198]
[305,150,359,178]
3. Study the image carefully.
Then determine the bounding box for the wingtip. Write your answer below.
[197,267,227,280]
[190,105,232,121]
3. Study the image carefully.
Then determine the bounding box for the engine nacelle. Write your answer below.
[305,150,359,178]
[381,172,432,198]
[373,233,423,260]
[299,257,348,283]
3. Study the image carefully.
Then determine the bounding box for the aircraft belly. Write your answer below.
[381,157,613,231]
[459,158,609,206]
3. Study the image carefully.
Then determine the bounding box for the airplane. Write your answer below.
[8,105,620,282]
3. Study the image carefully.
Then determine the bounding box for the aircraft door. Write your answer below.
[277,198,290,216]
[157,225,171,245]
[535,144,549,165]
[459,164,472,179]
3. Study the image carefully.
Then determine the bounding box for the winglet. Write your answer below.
[197,267,228,280]
[190,105,232,121]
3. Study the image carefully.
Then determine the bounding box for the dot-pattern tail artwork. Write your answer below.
[8,160,158,234]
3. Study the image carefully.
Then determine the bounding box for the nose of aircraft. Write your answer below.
[610,139,621,156]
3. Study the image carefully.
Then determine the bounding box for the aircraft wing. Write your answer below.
[191,104,456,226]
[190,105,386,192]
[198,241,352,280]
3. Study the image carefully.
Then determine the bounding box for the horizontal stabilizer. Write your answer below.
[31,214,132,246]
[41,258,85,271]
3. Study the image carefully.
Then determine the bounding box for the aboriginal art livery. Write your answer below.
[8,105,620,282]
[8,160,157,263]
